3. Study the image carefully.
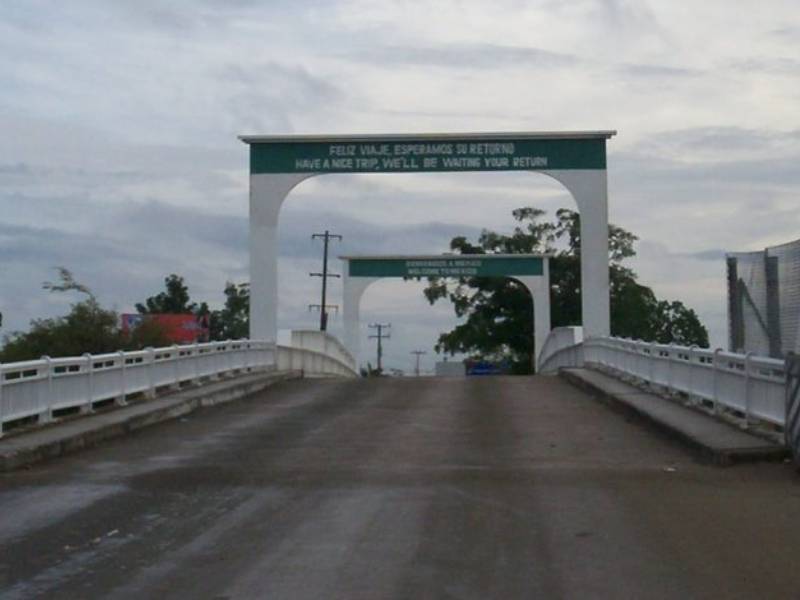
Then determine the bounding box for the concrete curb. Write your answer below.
[0,370,301,472]
[561,368,788,466]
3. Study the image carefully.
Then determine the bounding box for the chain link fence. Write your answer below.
[727,238,800,358]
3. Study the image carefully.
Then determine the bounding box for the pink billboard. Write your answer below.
[121,313,210,344]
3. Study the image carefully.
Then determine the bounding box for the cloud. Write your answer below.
[618,63,701,78]
[679,249,728,262]
[217,62,344,134]
[768,26,800,41]
[340,42,580,70]
[727,57,800,76]
[2,1,799,363]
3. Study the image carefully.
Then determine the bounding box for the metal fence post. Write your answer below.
[744,352,753,428]
[785,352,800,467]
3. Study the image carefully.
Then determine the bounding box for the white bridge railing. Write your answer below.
[537,326,584,373]
[539,330,787,429]
[0,333,358,437]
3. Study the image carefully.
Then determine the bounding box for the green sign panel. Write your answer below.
[248,136,608,174]
[348,256,543,278]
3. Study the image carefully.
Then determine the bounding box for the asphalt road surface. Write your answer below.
[2,376,800,599]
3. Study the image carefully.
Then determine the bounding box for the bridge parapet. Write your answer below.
[542,332,787,433]
[584,338,785,428]
[0,334,357,437]
[538,326,584,373]
[289,330,357,373]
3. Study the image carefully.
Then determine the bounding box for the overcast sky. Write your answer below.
[1,1,798,372]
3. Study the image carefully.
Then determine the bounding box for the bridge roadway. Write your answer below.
[1,376,799,599]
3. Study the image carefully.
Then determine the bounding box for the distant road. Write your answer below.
[2,376,799,599]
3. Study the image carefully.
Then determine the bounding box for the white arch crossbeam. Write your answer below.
[340,254,551,368]
[240,131,615,345]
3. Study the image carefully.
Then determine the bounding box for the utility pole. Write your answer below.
[410,350,427,376]
[309,230,342,331]
[368,323,391,373]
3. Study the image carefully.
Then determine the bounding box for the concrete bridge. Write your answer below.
[2,128,800,597]
[1,328,800,598]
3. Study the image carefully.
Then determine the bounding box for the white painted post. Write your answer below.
[210,342,221,381]
[192,343,200,385]
[117,350,128,406]
[0,361,4,437]
[225,340,234,376]
[689,345,698,404]
[83,353,94,413]
[171,344,181,390]
[667,344,675,395]
[712,348,722,414]
[41,356,53,423]
[146,347,156,399]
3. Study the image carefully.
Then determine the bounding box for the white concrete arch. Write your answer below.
[248,170,607,344]
[541,169,610,341]
[340,263,551,369]
[243,131,614,345]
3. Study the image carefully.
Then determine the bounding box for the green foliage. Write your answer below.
[2,269,256,362]
[1,298,119,362]
[135,273,214,340]
[136,274,200,314]
[209,282,250,340]
[424,207,709,373]
[0,269,171,362]
[130,273,250,341]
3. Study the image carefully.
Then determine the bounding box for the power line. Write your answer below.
[309,230,342,331]
[410,350,427,376]
[368,323,391,373]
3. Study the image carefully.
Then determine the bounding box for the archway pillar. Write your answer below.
[519,264,551,366]
[249,173,315,341]
[544,169,610,338]
[340,256,550,371]
[245,133,614,345]
[342,273,378,365]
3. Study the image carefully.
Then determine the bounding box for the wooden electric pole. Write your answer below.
[368,323,391,373]
[310,230,342,331]
[410,350,426,376]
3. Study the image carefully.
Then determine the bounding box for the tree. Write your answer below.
[136,274,203,315]
[1,268,170,362]
[424,207,709,373]
[210,282,250,340]
[1,297,121,362]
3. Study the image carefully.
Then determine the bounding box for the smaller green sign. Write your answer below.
[348,256,543,278]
